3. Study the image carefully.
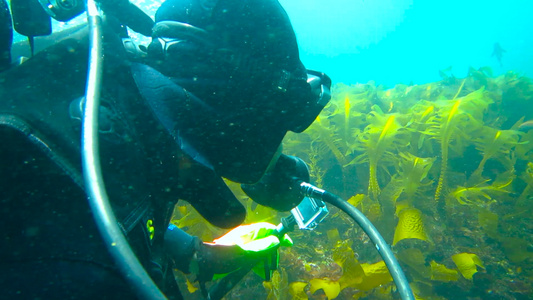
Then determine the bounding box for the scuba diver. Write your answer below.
[0,0,331,299]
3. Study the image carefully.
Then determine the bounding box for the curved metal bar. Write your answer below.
[81,0,166,299]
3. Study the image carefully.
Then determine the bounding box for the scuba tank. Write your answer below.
[0,0,12,70]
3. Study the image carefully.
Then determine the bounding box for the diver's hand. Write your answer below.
[193,222,292,285]
[214,222,293,280]
[212,222,292,252]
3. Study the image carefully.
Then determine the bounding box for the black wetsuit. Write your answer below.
[0,0,320,299]
[0,25,184,299]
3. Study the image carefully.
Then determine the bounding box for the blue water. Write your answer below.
[280,0,533,87]
[12,0,533,87]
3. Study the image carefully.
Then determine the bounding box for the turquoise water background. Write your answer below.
[280,0,533,86]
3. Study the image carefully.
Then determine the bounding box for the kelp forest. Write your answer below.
[171,67,533,299]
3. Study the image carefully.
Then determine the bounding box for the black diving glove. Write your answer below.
[195,222,292,280]
[241,154,310,211]
[166,223,291,297]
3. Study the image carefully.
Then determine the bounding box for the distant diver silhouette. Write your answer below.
[492,42,506,67]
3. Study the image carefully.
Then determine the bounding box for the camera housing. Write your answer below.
[290,196,329,230]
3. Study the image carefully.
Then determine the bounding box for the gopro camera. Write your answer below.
[290,196,329,230]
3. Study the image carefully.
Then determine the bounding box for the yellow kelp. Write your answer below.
[310,278,341,299]
[170,204,224,241]
[224,179,281,224]
[351,107,408,200]
[431,84,465,202]
[393,208,429,245]
[407,100,437,155]
[397,248,431,280]
[317,260,394,298]
[424,85,492,202]
[396,152,435,202]
[263,268,289,300]
[313,115,349,166]
[450,176,511,207]
[289,282,308,300]
[347,194,365,208]
[344,94,351,142]
[500,237,533,264]
[332,240,365,289]
[516,162,533,208]
[452,253,484,280]
[430,261,459,282]
[185,278,199,293]
[471,127,521,182]
[357,260,394,291]
[277,72,533,299]
[478,208,499,239]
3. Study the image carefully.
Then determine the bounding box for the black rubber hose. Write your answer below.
[82,0,166,299]
[320,190,415,300]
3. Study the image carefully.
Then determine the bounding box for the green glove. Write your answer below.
[212,222,292,280]
[212,222,293,252]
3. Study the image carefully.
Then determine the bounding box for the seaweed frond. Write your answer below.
[350,106,409,200]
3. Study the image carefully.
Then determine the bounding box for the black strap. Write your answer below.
[0,114,84,188]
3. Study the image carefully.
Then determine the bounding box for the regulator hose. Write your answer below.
[299,182,415,300]
[82,1,166,299]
